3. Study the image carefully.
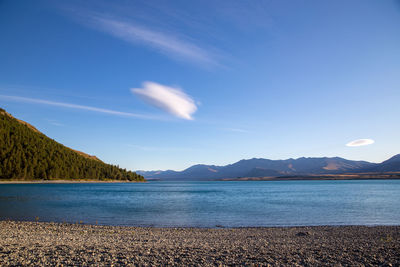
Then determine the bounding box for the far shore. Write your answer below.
[2,175,400,184]
[2,171,400,184]
[0,179,146,184]
[221,173,400,181]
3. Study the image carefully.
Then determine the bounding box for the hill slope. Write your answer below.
[366,154,400,172]
[0,108,145,181]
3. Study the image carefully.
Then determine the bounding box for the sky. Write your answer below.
[1,0,399,171]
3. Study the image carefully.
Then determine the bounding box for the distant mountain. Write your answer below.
[0,108,145,181]
[137,165,222,180]
[140,156,400,181]
[365,154,400,172]
[138,156,387,181]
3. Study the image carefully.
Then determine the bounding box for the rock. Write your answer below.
[296,231,310,237]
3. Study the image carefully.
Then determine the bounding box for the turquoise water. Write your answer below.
[0,180,399,227]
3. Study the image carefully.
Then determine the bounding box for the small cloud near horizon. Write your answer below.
[346,139,375,147]
[132,81,197,120]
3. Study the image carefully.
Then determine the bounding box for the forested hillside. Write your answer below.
[0,108,145,181]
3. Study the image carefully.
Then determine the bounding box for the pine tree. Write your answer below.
[0,109,145,181]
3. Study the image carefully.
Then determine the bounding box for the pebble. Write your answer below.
[0,221,399,266]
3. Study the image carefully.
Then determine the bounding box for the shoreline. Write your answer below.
[0,179,146,184]
[221,173,400,181]
[1,219,400,228]
[221,176,400,181]
[4,218,400,228]
[1,221,399,265]
[2,176,400,184]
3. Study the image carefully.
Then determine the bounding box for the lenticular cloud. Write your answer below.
[131,82,197,120]
[346,139,375,147]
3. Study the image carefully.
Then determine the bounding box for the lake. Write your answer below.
[0,180,399,227]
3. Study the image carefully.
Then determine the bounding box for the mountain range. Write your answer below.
[2,107,399,182]
[137,155,400,181]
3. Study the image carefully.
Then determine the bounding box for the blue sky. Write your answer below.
[1,0,399,171]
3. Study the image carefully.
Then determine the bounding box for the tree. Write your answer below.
[0,109,145,181]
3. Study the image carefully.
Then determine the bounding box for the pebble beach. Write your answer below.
[0,221,399,266]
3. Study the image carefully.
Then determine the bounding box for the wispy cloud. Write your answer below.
[84,14,219,67]
[46,119,64,127]
[346,139,375,147]
[132,81,197,120]
[0,95,158,120]
[222,127,251,133]
[127,144,196,152]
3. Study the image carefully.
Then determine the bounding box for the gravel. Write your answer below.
[0,221,399,266]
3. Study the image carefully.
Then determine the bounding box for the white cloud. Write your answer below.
[87,15,218,67]
[0,95,157,120]
[131,81,197,120]
[346,139,375,147]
